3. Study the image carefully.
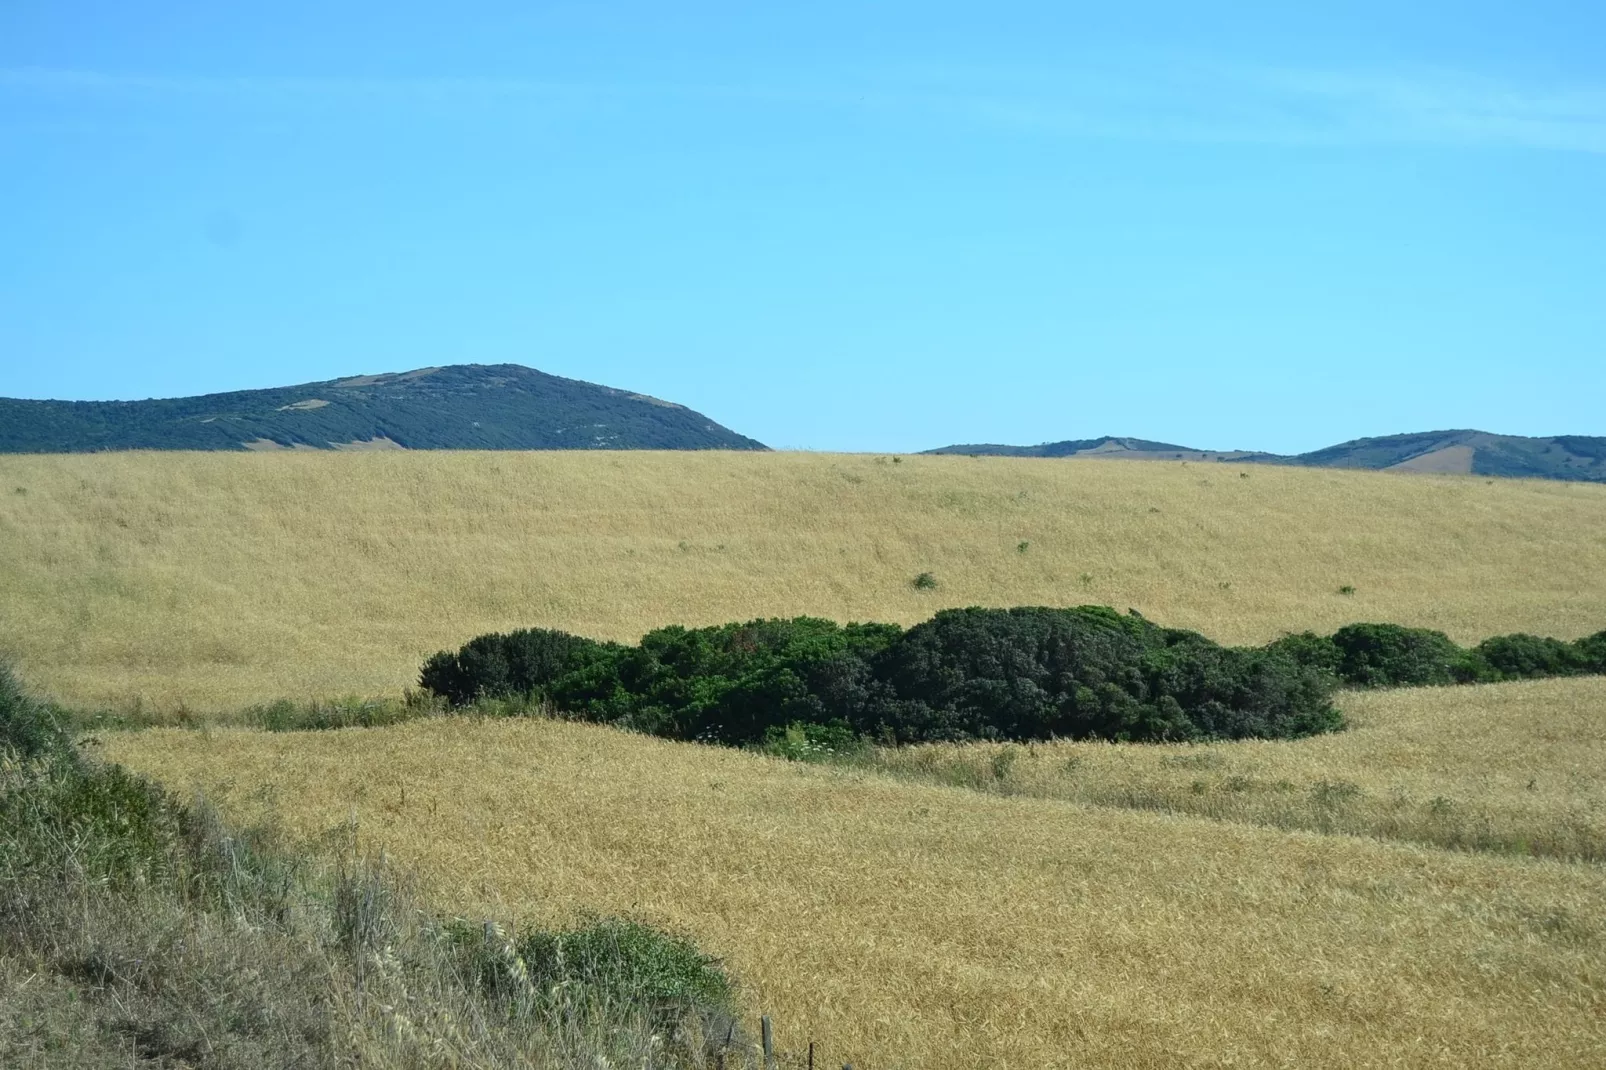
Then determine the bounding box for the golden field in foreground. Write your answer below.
[4,449,1606,710]
[874,675,1606,861]
[107,700,1606,1070]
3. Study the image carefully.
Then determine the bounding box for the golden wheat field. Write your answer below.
[3,449,1606,710]
[106,706,1606,1070]
[873,675,1606,862]
[9,449,1606,1066]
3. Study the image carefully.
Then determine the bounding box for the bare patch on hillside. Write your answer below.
[1077,447,1259,462]
[626,392,685,409]
[330,437,407,451]
[240,438,321,452]
[332,368,441,389]
[1390,445,1476,474]
[278,398,330,411]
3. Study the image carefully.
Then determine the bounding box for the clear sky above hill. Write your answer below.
[2,2,1603,453]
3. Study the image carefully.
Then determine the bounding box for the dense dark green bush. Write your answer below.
[424,610,1606,749]
[1326,623,1484,687]
[423,617,903,745]
[563,617,902,744]
[1263,632,1344,678]
[419,628,624,706]
[1273,625,1606,688]
[861,607,1338,744]
[423,609,1340,746]
[1575,631,1606,673]
[1474,633,1589,680]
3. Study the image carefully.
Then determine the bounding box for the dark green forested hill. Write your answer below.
[0,365,767,453]
[1282,430,1606,481]
[923,430,1606,483]
[923,436,1203,458]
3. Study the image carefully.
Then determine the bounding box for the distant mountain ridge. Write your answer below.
[0,364,768,453]
[925,431,1606,483]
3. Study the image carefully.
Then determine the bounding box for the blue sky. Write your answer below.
[2,2,1602,452]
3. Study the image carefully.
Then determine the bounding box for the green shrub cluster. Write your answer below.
[0,663,75,766]
[1268,623,1606,688]
[517,918,733,1015]
[419,627,625,708]
[424,611,1606,751]
[871,607,1339,743]
[421,607,1344,746]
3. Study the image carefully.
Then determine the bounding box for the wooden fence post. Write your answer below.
[761,1016,775,1068]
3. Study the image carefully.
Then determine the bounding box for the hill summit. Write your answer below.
[925,430,1606,482]
[0,364,767,453]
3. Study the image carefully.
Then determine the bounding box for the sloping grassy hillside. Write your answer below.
[3,450,1605,710]
[107,708,1606,1069]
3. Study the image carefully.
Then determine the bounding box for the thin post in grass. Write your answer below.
[761,1015,774,1068]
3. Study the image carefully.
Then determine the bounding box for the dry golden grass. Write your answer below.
[870,675,1606,861]
[3,450,1606,711]
[106,714,1606,1069]
[22,449,1606,1065]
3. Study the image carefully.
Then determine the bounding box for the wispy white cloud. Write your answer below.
[857,59,1606,153]
[0,66,609,102]
[4,61,1605,154]
[1245,67,1606,153]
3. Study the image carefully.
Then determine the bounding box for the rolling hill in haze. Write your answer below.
[0,364,768,453]
[927,430,1606,482]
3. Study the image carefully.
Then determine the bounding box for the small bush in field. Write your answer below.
[1575,631,1606,673]
[1265,632,1344,679]
[0,664,74,766]
[864,606,1339,745]
[912,571,939,590]
[1474,633,1589,680]
[1327,623,1485,688]
[761,720,868,762]
[420,628,623,706]
[517,918,733,1016]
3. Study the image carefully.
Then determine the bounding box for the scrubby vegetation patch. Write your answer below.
[423,610,1606,751]
[422,607,1343,746]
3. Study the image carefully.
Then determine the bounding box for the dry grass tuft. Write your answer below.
[3,450,1605,710]
[107,712,1606,1069]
